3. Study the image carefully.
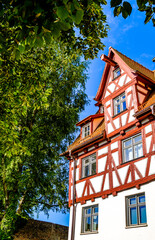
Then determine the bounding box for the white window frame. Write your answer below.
[82,153,96,178]
[82,122,90,138]
[126,193,147,227]
[114,92,126,115]
[81,205,98,233]
[122,133,143,163]
[113,67,121,79]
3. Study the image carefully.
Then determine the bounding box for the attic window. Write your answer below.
[113,67,121,79]
[82,123,90,138]
[100,106,104,114]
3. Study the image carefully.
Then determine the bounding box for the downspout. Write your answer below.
[69,150,76,240]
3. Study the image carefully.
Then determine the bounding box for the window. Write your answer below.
[100,105,104,114]
[82,123,90,138]
[82,154,96,178]
[82,205,98,233]
[126,193,147,226]
[122,134,143,162]
[113,67,121,79]
[114,92,126,115]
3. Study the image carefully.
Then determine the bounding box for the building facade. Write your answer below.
[62,47,155,240]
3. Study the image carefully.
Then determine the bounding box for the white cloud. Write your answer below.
[122,24,134,32]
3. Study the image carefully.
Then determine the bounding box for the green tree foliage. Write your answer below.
[0,39,88,239]
[110,0,155,26]
[0,0,108,59]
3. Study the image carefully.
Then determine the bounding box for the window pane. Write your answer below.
[92,216,98,231]
[114,68,120,78]
[122,101,126,110]
[134,135,142,143]
[117,70,121,76]
[124,147,133,162]
[91,155,96,162]
[130,197,136,205]
[85,165,89,177]
[130,207,137,225]
[86,208,91,214]
[121,94,125,100]
[139,195,145,203]
[134,143,143,158]
[116,104,120,114]
[93,206,98,213]
[139,206,147,224]
[92,162,96,175]
[85,217,91,231]
[124,139,132,147]
[85,159,89,164]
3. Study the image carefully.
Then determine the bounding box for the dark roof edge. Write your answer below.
[134,104,155,117]
[60,131,105,157]
[132,70,155,84]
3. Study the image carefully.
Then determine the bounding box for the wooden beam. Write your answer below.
[100,54,117,67]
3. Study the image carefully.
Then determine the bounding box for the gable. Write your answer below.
[95,47,155,105]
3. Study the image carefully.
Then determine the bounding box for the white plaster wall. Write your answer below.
[108,123,114,134]
[146,135,152,153]
[98,146,108,156]
[108,83,115,93]
[119,74,126,86]
[69,181,155,240]
[68,205,73,240]
[126,76,131,84]
[98,156,107,173]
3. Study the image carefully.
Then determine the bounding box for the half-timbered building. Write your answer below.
[62,47,155,240]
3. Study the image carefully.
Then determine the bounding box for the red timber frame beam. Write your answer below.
[69,173,155,205]
[101,54,117,66]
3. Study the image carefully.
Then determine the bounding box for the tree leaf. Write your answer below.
[15,50,20,60]
[110,0,122,8]
[114,6,122,16]
[60,22,71,31]
[74,10,84,24]
[122,8,129,18]
[44,33,51,44]
[73,0,81,10]
[137,0,148,9]
[35,36,43,47]
[18,44,25,53]
[123,2,132,16]
[52,24,61,38]
[56,6,69,20]
[144,12,153,24]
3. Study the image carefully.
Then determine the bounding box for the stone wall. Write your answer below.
[14,219,68,240]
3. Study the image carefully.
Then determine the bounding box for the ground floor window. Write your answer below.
[126,193,147,226]
[82,205,98,233]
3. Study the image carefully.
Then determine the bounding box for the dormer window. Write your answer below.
[113,67,121,79]
[82,123,90,138]
[100,106,104,114]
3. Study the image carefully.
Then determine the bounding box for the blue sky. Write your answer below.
[35,0,155,226]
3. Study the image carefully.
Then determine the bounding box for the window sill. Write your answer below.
[121,156,144,165]
[125,224,148,229]
[80,231,98,235]
[81,173,96,180]
[113,108,127,118]
[112,75,121,81]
